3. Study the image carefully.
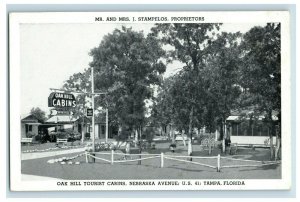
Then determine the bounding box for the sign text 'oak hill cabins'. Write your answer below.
[48,92,76,108]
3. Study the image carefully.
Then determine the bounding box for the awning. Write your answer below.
[227,115,278,121]
[226,116,239,121]
[25,123,42,125]
[46,115,76,124]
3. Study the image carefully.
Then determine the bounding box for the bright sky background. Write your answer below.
[20,23,266,116]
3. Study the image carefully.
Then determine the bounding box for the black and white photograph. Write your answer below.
[9,11,291,191]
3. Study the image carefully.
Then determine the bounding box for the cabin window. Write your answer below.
[101,125,105,134]
[253,122,261,136]
[240,121,252,136]
[261,125,269,136]
[230,121,271,136]
[232,123,238,136]
[25,124,32,133]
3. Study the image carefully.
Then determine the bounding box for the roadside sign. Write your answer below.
[51,109,71,116]
[86,108,93,117]
[48,92,76,108]
[50,109,58,116]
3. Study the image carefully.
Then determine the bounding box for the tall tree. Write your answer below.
[30,107,47,122]
[203,32,242,142]
[239,23,281,159]
[151,77,175,138]
[89,26,166,141]
[152,23,221,154]
[62,69,91,119]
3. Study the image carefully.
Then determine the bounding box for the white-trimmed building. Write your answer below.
[226,109,279,146]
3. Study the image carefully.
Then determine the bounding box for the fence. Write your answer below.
[85,151,280,172]
[220,156,280,168]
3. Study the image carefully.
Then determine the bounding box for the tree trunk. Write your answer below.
[223,120,226,153]
[275,137,281,161]
[116,125,123,148]
[81,121,84,144]
[268,111,274,160]
[171,125,175,143]
[181,130,186,147]
[188,140,192,161]
[208,133,212,155]
[219,122,223,140]
[134,129,138,147]
[275,122,281,161]
[219,120,225,153]
[138,126,142,165]
[188,106,194,160]
[269,128,274,160]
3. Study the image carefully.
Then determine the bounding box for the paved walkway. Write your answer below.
[21,148,85,160]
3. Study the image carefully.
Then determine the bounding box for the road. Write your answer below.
[21,148,86,160]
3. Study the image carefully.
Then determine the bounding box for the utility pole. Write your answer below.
[105,107,108,143]
[91,67,95,151]
[81,96,85,144]
[50,67,107,158]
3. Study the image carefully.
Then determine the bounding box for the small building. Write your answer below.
[94,114,114,140]
[45,115,77,132]
[75,116,91,137]
[45,115,115,140]
[226,109,279,146]
[21,114,44,138]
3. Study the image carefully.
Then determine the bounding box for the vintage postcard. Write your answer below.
[9,11,291,191]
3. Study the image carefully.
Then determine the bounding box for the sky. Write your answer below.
[20,23,266,117]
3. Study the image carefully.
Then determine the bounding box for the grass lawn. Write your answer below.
[21,140,281,180]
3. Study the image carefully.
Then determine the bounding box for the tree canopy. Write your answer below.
[239,23,281,118]
[151,23,281,144]
[89,26,166,133]
[62,70,91,119]
[30,107,47,122]
[60,23,281,151]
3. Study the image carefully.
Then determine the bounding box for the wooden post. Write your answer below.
[217,154,221,172]
[160,152,164,168]
[111,149,114,165]
[188,140,192,161]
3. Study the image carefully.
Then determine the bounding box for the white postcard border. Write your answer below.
[9,11,291,191]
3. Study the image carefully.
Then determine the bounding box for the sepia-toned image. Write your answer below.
[9,11,291,191]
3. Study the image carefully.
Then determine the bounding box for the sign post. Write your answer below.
[49,67,107,163]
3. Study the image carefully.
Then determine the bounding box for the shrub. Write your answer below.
[169,143,177,148]
[26,131,36,138]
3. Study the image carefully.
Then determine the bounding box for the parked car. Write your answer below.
[49,129,80,142]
